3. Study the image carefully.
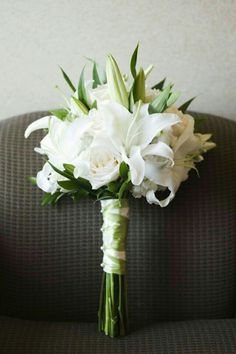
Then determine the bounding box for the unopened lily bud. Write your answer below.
[106,54,129,109]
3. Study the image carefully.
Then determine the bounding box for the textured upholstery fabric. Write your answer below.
[1,316,236,354]
[0,111,235,352]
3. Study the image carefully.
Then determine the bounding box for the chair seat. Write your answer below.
[1,316,236,354]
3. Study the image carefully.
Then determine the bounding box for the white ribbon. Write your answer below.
[100,199,129,274]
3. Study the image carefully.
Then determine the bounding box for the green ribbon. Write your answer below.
[100,199,129,275]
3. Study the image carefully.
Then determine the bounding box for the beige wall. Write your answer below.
[1,0,236,120]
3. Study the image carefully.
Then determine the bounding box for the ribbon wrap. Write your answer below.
[100,199,129,275]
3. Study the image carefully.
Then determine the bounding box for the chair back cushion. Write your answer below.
[0,111,235,324]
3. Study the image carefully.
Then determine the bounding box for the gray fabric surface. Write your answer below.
[1,316,236,354]
[0,111,235,351]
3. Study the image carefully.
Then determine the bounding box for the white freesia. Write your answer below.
[36,162,62,193]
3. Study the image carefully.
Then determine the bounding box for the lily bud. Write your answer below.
[133,68,145,103]
[106,54,129,109]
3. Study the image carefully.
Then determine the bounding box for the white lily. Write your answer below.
[25,113,95,192]
[140,108,214,207]
[25,114,93,165]
[145,165,190,207]
[91,101,180,186]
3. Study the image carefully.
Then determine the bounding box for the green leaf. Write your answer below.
[27,176,37,186]
[71,189,89,202]
[55,174,91,194]
[41,193,53,206]
[78,66,88,107]
[76,177,92,191]
[148,83,172,114]
[178,97,196,113]
[48,161,74,180]
[107,181,120,194]
[60,67,76,92]
[118,172,131,200]
[86,57,106,86]
[96,195,113,201]
[166,91,181,107]
[96,191,114,201]
[92,62,102,88]
[130,43,139,78]
[54,192,65,203]
[72,97,89,115]
[41,191,63,206]
[151,77,166,90]
[132,68,145,103]
[91,100,97,109]
[49,108,68,121]
[63,163,75,174]
[119,162,129,179]
[58,180,79,190]
[96,186,107,199]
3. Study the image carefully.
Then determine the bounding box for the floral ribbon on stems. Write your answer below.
[100,199,129,275]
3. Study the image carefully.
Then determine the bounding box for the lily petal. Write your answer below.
[139,113,180,149]
[99,101,132,147]
[146,165,189,207]
[123,146,145,185]
[24,116,50,138]
[142,142,174,164]
[146,189,175,208]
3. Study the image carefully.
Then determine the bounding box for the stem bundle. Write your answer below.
[98,272,128,337]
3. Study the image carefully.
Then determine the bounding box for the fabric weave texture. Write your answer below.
[0,111,235,353]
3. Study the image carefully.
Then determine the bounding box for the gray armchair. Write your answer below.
[0,111,235,353]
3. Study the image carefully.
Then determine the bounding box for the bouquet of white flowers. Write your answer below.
[25,44,215,337]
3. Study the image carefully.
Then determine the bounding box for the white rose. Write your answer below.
[85,81,158,107]
[74,139,121,189]
[86,82,111,106]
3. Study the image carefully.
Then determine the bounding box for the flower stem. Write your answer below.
[98,272,128,337]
